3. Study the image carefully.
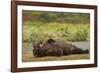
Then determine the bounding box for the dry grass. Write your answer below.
[23,54,89,62]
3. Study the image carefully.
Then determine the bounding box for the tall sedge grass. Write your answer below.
[22,22,90,43]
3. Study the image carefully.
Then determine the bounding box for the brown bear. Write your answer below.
[32,38,88,57]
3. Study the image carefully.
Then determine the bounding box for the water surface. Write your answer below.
[68,41,90,50]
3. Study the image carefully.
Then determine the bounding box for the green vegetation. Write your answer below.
[22,22,90,43]
[22,11,90,24]
[22,11,90,43]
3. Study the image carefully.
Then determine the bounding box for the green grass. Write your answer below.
[22,22,90,43]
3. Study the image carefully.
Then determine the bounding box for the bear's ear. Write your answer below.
[47,38,55,44]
